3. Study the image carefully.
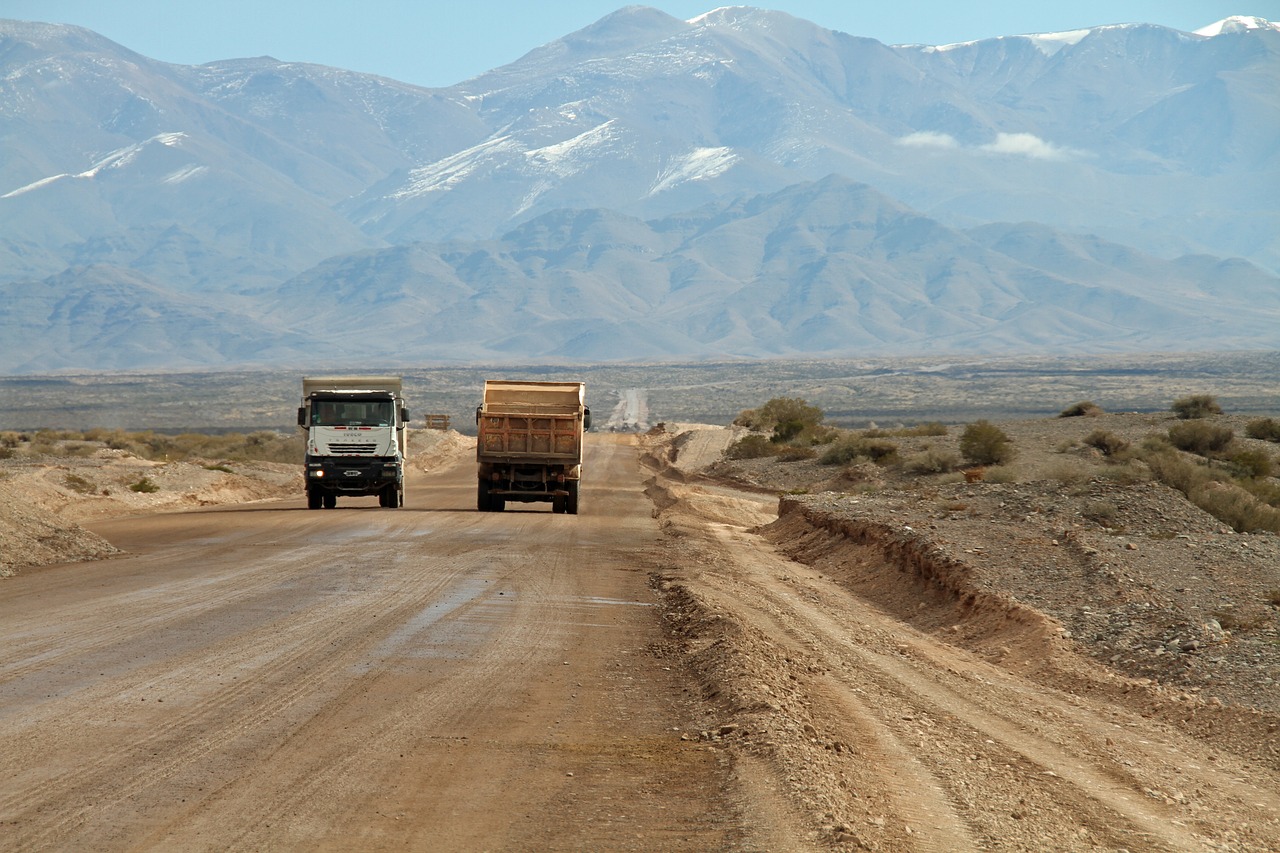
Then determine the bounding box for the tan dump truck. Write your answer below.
[475,380,591,514]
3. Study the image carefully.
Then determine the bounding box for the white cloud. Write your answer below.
[898,131,959,149]
[979,132,1078,160]
[898,130,1085,162]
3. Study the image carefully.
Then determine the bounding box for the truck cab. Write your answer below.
[298,377,408,509]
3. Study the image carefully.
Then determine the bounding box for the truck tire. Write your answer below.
[477,482,490,512]
[323,493,337,509]
[551,493,566,514]
[307,488,322,510]
[565,480,580,515]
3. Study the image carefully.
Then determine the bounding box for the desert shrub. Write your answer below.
[725,435,776,460]
[0,431,21,448]
[65,473,97,494]
[959,420,1014,466]
[776,445,817,462]
[1060,401,1103,418]
[982,464,1021,484]
[903,445,960,475]
[1171,394,1223,419]
[1229,449,1273,480]
[1144,450,1219,495]
[129,477,160,493]
[0,447,11,459]
[1044,459,1093,485]
[819,436,899,466]
[1191,481,1280,534]
[1245,418,1280,443]
[1082,500,1120,526]
[1095,460,1152,485]
[1167,421,1234,455]
[1083,429,1129,457]
[1240,478,1280,508]
[203,463,235,473]
[735,397,825,444]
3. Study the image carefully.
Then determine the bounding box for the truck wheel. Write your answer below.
[566,481,580,515]
[477,482,490,512]
[551,494,566,514]
[398,487,404,508]
[307,488,322,510]
[323,494,336,509]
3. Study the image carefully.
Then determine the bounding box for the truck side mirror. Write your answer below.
[583,408,592,431]
[297,407,307,426]
[401,407,410,424]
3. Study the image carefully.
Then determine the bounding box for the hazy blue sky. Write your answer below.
[5,1,1275,86]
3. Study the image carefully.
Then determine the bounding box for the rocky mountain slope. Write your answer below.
[1,10,1277,371]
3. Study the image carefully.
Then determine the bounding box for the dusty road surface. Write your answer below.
[3,429,1279,851]
[1,436,754,851]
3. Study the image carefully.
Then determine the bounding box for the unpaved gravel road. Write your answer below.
[3,429,1279,851]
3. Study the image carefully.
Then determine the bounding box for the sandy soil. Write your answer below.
[2,420,1278,850]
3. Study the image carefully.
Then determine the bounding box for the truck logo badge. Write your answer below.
[344,470,361,477]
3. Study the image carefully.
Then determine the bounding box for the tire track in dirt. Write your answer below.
[649,470,1280,851]
[1,512,523,851]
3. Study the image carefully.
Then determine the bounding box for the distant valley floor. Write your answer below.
[2,351,1278,433]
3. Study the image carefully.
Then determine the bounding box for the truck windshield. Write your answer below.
[311,400,394,427]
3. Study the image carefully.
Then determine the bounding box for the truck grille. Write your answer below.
[326,442,378,454]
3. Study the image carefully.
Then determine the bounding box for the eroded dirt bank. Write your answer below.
[644,423,1280,851]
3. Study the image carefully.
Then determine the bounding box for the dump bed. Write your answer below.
[477,380,585,461]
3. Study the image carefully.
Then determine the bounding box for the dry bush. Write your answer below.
[820,436,899,466]
[1082,499,1120,526]
[1167,421,1234,455]
[1044,458,1095,485]
[1191,481,1280,534]
[776,445,817,462]
[64,473,97,494]
[1229,449,1273,480]
[129,477,160,494]
[1060,401,1104,418]
[1083,429,1130,457]
[1094,460,1152,485]
[1171,394,1223,419]
[959,420,1014,466]
[981,464,1022,484]
[1245,418,1280,443]
[726,434,777,460]
[903,445,960,475]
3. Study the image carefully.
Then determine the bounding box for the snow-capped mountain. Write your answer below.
[0,10,1277,372]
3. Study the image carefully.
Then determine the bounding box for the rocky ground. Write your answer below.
[648,412,1280,771]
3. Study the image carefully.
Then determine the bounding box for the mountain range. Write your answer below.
[1,8,1277,372]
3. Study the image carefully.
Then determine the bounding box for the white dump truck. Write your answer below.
[476,380,590,514]
[298,376,409,509]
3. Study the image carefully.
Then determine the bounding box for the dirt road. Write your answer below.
[1,436,749,851]
[3,431,1278,851]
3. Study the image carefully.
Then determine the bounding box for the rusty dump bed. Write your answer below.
[478,381,584,460]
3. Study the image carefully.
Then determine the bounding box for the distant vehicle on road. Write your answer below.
[476,380,590,514]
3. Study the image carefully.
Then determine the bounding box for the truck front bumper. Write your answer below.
[306,457,401,495]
